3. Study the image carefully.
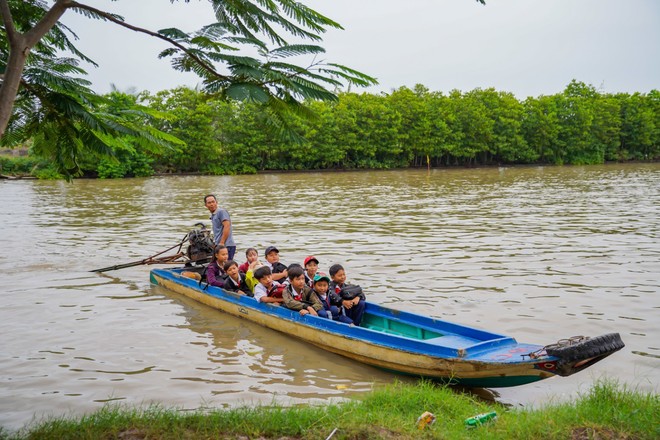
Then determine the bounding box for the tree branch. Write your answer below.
[23,0,72,48]
[0,0,17,42]
[69,1,231,82]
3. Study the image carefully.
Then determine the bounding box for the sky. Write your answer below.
[59,0,660,98]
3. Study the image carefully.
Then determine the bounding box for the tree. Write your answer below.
[387,86,435,167]
[522,95,559,163]
[451,89,494,164]
[591,95,621,161]
[619,92,656,160]
[554,80,597,165]
[0,0,378,176]
[143,87,225,173]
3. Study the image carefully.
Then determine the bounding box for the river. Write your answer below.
[0,164,658,430]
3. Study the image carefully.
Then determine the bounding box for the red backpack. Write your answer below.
[267,283,286,298]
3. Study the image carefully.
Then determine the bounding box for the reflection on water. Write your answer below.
[158,283,390,402]
[0,164,658,430]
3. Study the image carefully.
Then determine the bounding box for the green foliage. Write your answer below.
[1,53,184,180]
[522,95,560,163]
[619,92,658,160]
[0,154,63,179]
[9,80,658,177]
[0,155,40,174]
[142,87,224,173]
[153,0,378,138]
[95,148,154,179]
[1,0,378,179]
[32,164,65,180]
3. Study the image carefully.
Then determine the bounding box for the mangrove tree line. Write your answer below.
[4,80,658,178]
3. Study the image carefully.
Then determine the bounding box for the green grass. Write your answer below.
[1,380,658,439]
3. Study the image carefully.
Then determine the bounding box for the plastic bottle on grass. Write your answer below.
[464,411,497,428]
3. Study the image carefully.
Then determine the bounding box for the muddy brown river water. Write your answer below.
[0,164,658,430]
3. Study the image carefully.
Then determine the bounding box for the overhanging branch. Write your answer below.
[0,0,18,41]
[69,1,231,83]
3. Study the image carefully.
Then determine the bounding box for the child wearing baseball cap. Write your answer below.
[313,272,352,324]
[303,255,319,288]
[264,246,288,282]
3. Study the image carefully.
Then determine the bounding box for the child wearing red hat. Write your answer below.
[303,255,319,288]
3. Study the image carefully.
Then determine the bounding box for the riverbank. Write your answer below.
[1,152,657,181]
[1,381,657,440]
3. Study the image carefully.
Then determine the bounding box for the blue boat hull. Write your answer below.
[150,268,621,388]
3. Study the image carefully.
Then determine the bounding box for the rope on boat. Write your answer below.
[90,225,211,273]
[523,335,589,359]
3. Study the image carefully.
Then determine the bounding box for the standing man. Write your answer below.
[204,194,236,260]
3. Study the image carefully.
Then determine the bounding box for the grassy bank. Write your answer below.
[1,380,657,439]
[0,155,62,179]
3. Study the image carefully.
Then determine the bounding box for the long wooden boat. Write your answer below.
[150,267,624,388]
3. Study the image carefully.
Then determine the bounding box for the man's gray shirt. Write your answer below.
[210,208,235,246]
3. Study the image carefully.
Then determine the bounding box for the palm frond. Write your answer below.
[221,35,267,50]
[320,63,378,87]
[268,44,325,58]
[224,83,271,103]
[190,35,238,52]
[158,27,190,41]
[70,6,124,23]
[196,22,231,39]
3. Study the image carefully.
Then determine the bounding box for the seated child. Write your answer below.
[303,255,319,288]
[244,259,263,293]
[282,263,303,287]
[222,260,252,296]
[239,247,258,273]
[206,245,229,287]
[264,245,288,282]
[282,266,328,318]
[329,263,366,326]
[313,273,351,323]
[252,266,285,304]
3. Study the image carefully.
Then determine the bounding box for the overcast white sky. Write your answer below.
[60,0,660,98]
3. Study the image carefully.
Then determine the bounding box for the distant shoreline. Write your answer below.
[2,159,657,180]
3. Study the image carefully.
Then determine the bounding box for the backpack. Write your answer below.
[268,283,286,298]
[339,284,363,300]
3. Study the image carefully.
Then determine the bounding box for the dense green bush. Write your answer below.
[0,155,40,174]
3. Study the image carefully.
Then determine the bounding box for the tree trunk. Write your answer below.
[0,0,72,139]
[0,36,28,139]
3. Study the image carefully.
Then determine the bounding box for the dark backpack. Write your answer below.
[339,284,363,300]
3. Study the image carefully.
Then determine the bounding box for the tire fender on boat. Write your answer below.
[545,333,625,376]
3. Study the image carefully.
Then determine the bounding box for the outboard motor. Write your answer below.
[185,223,215,265]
